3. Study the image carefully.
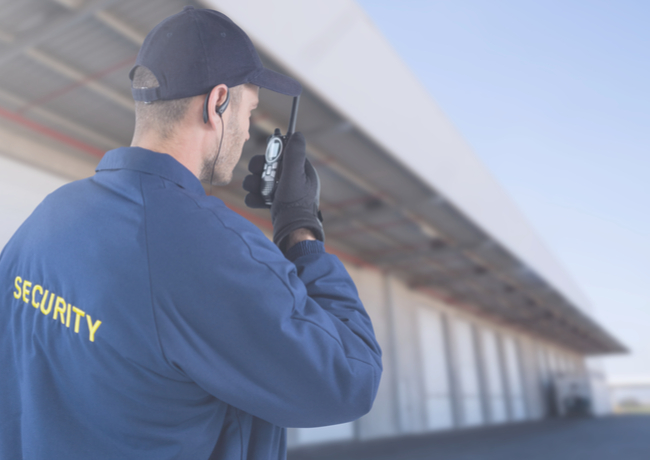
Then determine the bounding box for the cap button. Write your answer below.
[183,5,195,11]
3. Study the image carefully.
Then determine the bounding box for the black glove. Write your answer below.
[243,132,324,251]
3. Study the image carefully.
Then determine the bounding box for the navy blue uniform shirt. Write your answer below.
[0,147,382,459]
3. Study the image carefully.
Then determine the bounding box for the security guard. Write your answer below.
[0,7,382,459]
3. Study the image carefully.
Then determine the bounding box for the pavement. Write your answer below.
[288,415,650,460]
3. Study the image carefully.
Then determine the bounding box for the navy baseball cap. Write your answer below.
[130,6,301,102]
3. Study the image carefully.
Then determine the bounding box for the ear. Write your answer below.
[203,84,230,127]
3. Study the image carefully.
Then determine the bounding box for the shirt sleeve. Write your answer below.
[144,189,383,428]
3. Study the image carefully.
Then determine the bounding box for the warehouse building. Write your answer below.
[0,0,625,449]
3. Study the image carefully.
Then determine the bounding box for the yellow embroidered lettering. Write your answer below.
[53,296,67,323]
[86,314,101,342]
[41,292,54,316]
[32,285,43,309]
[13,276,22,299]
[22,280,32,305]
[14,278,100,344]
[72,307,85,333]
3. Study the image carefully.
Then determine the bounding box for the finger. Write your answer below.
[278,132,306,181]
[247,155,266,174]
[304,158,321,203]
[242,174,261,193]
[244,193,269,209]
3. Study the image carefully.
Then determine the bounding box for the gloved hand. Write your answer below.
[243,132,324,251]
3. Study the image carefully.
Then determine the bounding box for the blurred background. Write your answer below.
[0,0,647,458]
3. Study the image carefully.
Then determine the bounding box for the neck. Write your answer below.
[131,97,222,179]
[131,126,208,179]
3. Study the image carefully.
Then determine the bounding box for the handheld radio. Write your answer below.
[260,95,300,206]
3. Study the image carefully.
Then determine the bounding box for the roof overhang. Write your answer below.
[0,0,626,355]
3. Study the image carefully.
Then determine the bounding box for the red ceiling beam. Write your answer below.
[18,54,137,114]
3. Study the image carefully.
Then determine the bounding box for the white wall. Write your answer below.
[0,155,68,250]
[587,359,613,416]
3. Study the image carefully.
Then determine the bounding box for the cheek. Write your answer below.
[241,114,251,134]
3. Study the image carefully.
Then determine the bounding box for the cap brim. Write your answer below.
[249,68,302,96]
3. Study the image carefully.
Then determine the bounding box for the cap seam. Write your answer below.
[190,10,211,87]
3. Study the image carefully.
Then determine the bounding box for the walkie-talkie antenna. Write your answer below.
[287,96,300,136]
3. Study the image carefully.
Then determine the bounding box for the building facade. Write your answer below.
[288,264,595,446]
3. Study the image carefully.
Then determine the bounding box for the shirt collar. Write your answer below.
[96,147,206,195]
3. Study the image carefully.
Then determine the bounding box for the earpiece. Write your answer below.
[217,89,230,116]
[203,88,230,123]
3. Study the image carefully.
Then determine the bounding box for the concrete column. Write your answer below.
[388,280,428,434]
[472,324,491,424]
[355,269,400,440]
[441,314,462,427]
[518,338,542,419]
[496,333,513,421]
[411,306,429,431]
[536,345,552,418]
[385,274,404,434]
[513,338,530,420]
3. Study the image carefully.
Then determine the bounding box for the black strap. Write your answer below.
[131,87,161,102]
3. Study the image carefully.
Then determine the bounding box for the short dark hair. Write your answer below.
[132,66,244,140]
[132,66,194,139]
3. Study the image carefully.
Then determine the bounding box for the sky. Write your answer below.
[356,0,650,380]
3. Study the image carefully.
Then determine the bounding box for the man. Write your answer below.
[0,7,382,460]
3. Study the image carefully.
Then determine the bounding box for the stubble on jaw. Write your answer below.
[200,117,244,186]
[199,140,225,186]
